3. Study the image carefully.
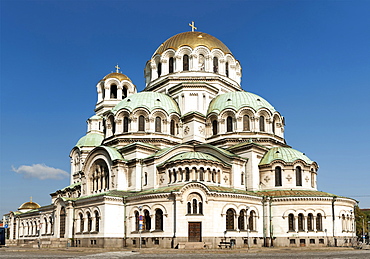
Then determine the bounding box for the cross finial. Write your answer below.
[115,64,120,73]
[189,21,197,32]
[30,196,32,202]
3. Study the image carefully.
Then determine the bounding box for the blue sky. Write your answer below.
[1,0,369,216]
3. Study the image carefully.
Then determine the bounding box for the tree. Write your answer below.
[355,205,369,239]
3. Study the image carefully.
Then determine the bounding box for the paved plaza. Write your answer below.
[1,247,370,259]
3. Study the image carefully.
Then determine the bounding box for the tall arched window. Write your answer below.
[272,119,276,134]
[238,210,245,230]
[199,202,203,214]
[155,116,161,133]
[342,214,346,231]
[87,212,92,232]
[192,199,197,214]
[307,213,314,231]
[185,168,190,181]
[169,57,174,73]
[316,213,323,231]
[144,210,151,231]
[170,119,175,135]
[183,54,189,71]
[199,54,205,71]
[123,116,129,133]
[157,62,162,77]
[213,57,218,73]
[187,202,191,214]
[110,84,117,99]
[212,120,218,135]
[296,166,302,186]
[59,207,66,238]
[226,209,234,230]
[298,213,304,231]
[225,62,229,77]
[288,213,295,231]
[155,209,163,231]
[243,115,250,131]
[122,87,127,99]
[226,116,233,132]
[79,213,84,232]
[275,166,282,187]
[95,211,100,232]
[259,116,265,132]
[249,210,255,231]
[135,211,139,231]
[138,115,145,131]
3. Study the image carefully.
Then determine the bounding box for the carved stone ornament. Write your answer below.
[184,126,190,135]
[286,175,292,181]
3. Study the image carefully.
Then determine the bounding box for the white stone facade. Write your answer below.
[4,30,356,249]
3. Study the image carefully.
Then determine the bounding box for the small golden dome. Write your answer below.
[154,31,232,55]
[103,72,131,82]
[18,201,40,210]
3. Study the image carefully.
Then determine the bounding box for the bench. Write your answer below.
[218,241,231,248]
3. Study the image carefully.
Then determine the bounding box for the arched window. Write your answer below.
[288,213,295,231]
[110,84,117,99]
[155,116,161,132]
[342,214,346,231]
[123,117,129,133]
[307,213,314,231]
[59,207,66,238]
[212,120,218,135]
[316,213,323,231]
[155,209,163,231]
[187,202,191,214]
[44,218,48,235]
[296,166,302,186]
[192,199,197,214]
[185,168,190,181]
[226,116,233,132]
[213,57,218,73]
[144,172,148,186]
[241,171,244,185]
[298,213,304,231]
[225,62,229,77]
[243,115,250,131]
[259,116,265,132]
[169,57,174,73]
[199,54,205,71]
[183,54,189,71]
[199,202,203,214]
[144,210,151,231]
[226,209,234,230]
[122,87,127,99]
[170,120,175,135]
[238,210,245,230]
[95,211,100,232]
[87,212,92,232]
[249,210,255,231]
[135,211,139,231]
[272,119,276,134]
[79,213,84,232]
[157,62,162,77]
[138,115,145,131]
[199,168,204,181]
[275,166,282,187]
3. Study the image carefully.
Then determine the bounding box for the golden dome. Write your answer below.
[154,31,232,55]
[103,72,131,82]
[18,201,40,210]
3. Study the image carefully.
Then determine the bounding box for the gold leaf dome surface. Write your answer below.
[154,31,232,55]
[103,72,131,82]
[18,201,41,210]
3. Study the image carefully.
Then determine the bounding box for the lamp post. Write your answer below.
[360,216,365,245]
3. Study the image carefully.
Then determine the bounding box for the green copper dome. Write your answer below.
[259,147,313,165]
[112,92,180,115]
[76,133,104,148]
[207,91,275,115]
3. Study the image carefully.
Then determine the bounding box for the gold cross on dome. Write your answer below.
[189,21,197,32]
[115,64,120,73]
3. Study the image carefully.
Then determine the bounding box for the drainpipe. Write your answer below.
[171,191,176,248]
[332,196,337,247]
[269,197,273,247]
[262,196,266,247]
[123,196,127,247]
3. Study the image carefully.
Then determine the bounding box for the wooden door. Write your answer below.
[188,222,201,242]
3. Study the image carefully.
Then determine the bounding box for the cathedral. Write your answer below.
[3,25,356,249]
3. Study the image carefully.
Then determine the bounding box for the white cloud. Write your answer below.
[11,164,69,180]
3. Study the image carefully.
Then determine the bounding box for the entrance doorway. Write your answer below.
[188,222,201,242]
